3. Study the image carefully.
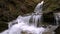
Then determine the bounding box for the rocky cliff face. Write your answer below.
[0,0,60,33]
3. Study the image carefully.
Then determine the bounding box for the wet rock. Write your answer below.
[0,21,8,32]
[55,26,60,34]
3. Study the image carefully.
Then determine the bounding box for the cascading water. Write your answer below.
[1,1,59,34]
[54,13,60,25]
[29,1,43,27]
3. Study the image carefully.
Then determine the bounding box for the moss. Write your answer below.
[43,0,60,13]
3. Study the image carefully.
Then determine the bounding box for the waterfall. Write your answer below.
[54,13,60,25]
[29,1,43,27]
[34,1,43,14]
[1,1,59,34]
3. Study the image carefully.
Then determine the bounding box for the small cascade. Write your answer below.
[29,1,43,27]
[54,13,60,25]
[29,15,42,27]
[17,15,31,24]
[34,1,43,14]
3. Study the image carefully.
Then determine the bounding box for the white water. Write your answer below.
[8,22,46,34]
[1,1,59,34]
[54,13,60,25]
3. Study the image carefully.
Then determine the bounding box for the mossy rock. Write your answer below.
[43,0,60,13]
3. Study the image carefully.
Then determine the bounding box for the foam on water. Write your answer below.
[8,22,46,34]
